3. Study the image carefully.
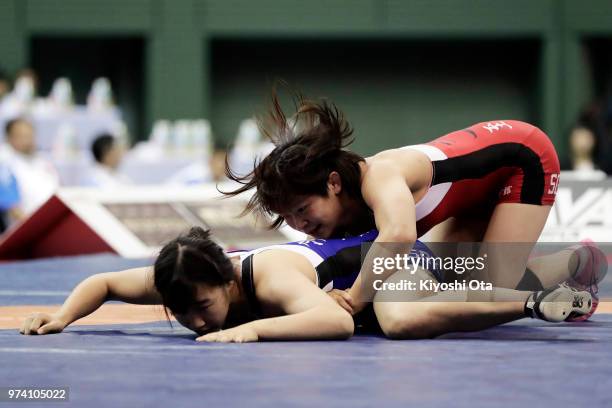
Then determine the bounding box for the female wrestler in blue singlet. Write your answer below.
[20,227,591,342]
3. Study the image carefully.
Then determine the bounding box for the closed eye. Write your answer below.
[196,300,213,311]
[296,204,309,215]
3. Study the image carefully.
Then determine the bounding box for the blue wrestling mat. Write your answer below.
[1,254,611,407]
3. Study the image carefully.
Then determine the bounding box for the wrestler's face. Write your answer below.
[281,172,347,239]
[173,282,233,335]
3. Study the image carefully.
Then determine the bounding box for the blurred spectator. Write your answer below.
[13,69,38,105]
[571,99,612,176]
[87,77,114,112]
[0,117,59,217]
[84,133,131,188]
[0,68,10,101]
[47,77,74,113]
[210,148,228,182]
[15,68,38,90]
[562,103,608,179]
[0,164,24,232]
[0,68,39,118]
[569,125,599,171]
[228,118,274,177]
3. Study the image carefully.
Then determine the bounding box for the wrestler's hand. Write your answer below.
[20,312,67,335]
[347,287,369,315]
[196,325,259,343]
[327,289,355,315]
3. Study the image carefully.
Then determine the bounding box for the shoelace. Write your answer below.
[572,295,583,308]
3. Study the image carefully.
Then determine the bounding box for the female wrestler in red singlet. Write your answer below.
[223,92,603,331]
[403,119,559,237]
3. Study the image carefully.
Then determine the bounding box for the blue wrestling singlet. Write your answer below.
[238,230,442,304]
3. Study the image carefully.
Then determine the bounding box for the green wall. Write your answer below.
[0,0,612,160]
[211,39,539,154]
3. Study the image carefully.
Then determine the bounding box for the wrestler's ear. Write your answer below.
[226,280,237,291]
[327,171,342,195]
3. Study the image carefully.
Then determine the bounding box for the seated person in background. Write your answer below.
[567,124,607,179]
[85,133,131,188]
[568,101,611,177]
[570,124,598,171]
[0,164,24,232]
[0,68,10,101]
[210,148,228,182]
[0,118,59,217]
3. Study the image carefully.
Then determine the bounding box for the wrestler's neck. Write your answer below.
[337,193,376,236]
[229,255,246,304]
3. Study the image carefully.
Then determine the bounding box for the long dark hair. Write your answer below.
[153,227,234,318]
[221,85,365,229]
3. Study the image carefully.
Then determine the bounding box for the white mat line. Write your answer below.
[0,290,70,296]
[0,347,177,355]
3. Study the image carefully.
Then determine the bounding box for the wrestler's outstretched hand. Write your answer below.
[20,312,67,335]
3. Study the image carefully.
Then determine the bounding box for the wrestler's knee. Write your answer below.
[376,303,438,340]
